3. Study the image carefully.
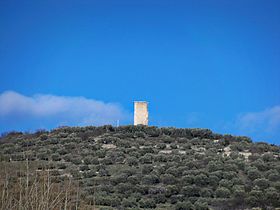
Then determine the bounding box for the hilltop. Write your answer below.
[0,125,280,210]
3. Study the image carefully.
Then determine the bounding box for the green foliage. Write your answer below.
[194,198,209,210]
[161,174,176,185]
[142,174,159,185]
[247,168,262,181]
[0,126,279,209]
[215,187,231,198]
[253,178,270,190]
[175,201,194,210]
[139,198,156,208]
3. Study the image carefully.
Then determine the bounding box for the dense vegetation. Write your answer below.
[0,125,280,210]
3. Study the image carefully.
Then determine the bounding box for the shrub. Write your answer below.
[139,198,156,208]
[262,153,275,162]
[140,154,153,164]
[153,194,167,204]
[96,150,106,158]
[200,188,212,198]
[170,143,178,149]
[253,178,270,190]
[247,169,261,181]
[40,134,48,141]
[127,157,138,166]
[142,174,159,185]
[115,183,133,194]
[84,170,97,178]
[175,201,194,210]
[127,175,140,185]
[71,157,82,165]
[194,199,209,210]
[264,187,280,207]
[215,187,231,198]
[182,175,194,185]
[122,197,137,208]
[248,187,263,207]
[37,152,49,161]
[194,174,208,186]
[182,185,200,197]
[268,172,280,182]
[142,165,153,174]
[80,165,90,171]
[51,153,61,161]
[161,174,177,185]
[157,143,166,149]
[57,163,67,169]
[154,154,168,162]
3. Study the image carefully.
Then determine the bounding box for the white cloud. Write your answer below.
[0,91,129,127]
[236,106,280,140]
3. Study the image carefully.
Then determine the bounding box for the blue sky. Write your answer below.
[0,0,280,144]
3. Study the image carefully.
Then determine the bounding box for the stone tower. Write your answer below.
[134,101,148,125]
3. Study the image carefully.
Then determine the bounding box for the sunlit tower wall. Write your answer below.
[134,101,148,126]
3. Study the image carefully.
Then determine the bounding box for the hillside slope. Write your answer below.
[0,125,280,210]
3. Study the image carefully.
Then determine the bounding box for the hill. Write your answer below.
[0,125,280,210]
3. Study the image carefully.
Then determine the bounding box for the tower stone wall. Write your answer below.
[134,101,148,125]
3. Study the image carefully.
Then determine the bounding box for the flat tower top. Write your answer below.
[134,101,148,103]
